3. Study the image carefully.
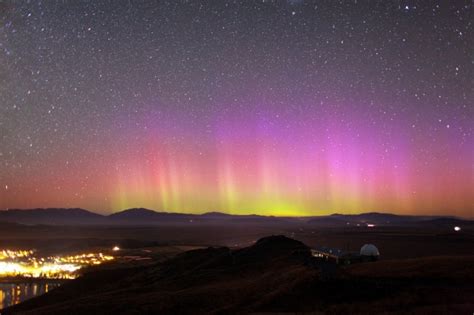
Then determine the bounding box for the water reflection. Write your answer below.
[0,282,61,310]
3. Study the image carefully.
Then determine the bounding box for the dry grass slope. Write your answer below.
[3,237,473,315]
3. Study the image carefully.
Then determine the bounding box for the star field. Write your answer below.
[0,1,472,216]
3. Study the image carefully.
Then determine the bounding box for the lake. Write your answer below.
[0,282,62,310]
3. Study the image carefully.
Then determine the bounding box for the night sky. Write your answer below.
[0,1,472,216]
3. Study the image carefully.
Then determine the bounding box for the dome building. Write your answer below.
[360,244,380,261]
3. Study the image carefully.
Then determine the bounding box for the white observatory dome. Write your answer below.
[360,244,380,257]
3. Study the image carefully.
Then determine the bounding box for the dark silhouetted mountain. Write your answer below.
[307,212,469,227]
[108,207,158,218]
[108,208,195,224]
[108,208,165,220]
[200,211,232,217]
[108,208,287,225]
[4,236,474,314]
[0,208,105,225]
[0,208,470,227]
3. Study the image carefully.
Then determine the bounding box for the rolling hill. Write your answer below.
[0,208,106,225]
[0,208,471,227]
[3,235,473,314]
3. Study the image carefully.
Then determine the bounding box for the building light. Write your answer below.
[0,249,113,279]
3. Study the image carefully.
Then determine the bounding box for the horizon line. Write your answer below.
[1,207,472,220]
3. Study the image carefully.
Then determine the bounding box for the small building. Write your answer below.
[360,244,380,262]
[311,247,361,265]
[311,244,380,265]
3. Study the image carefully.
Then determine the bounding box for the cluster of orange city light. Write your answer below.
[0,249,114,279]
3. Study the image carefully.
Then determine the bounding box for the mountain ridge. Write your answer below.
[0,208,471,226]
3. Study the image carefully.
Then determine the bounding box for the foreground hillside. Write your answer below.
[3,236,473,314]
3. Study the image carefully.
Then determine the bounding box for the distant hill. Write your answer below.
[4,235,473,314]
[108,208,186,223]
[108,207,158,219]
[0,208,106,225]
[200,211,232,217]
[109,208,288,225]
[307,212,470,227]
[0,208,471,227]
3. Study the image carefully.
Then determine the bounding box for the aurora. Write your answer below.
[0,1,472,217]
